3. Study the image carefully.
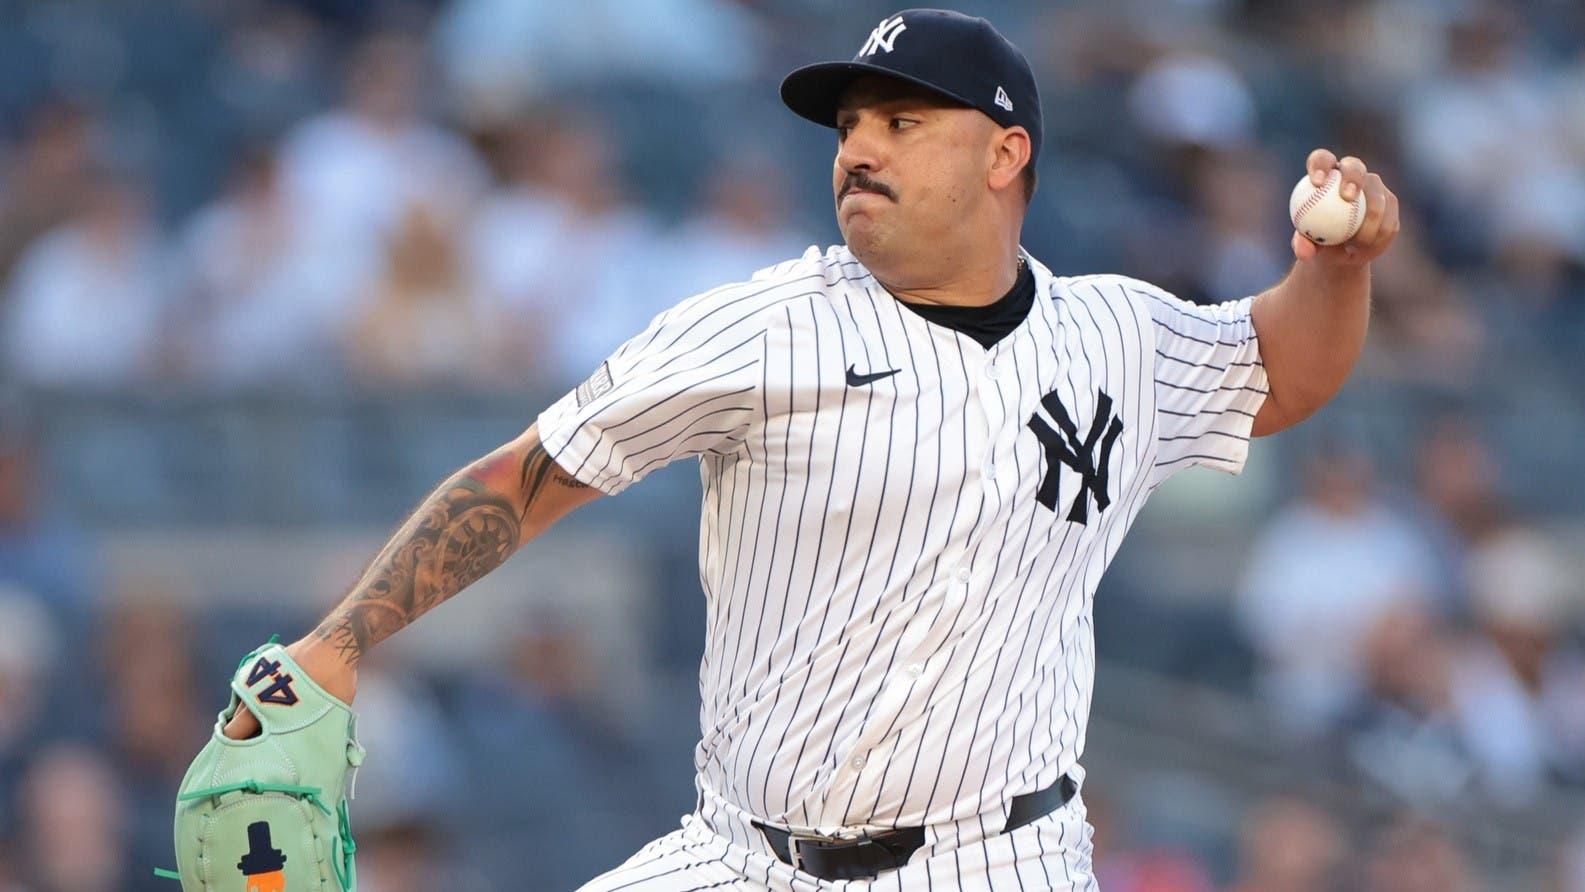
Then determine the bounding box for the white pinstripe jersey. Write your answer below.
[538,244,1268,836]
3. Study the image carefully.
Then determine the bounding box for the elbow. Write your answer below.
[1250,384,1332,437]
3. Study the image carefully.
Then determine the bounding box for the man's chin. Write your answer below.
[838,221,880,259]
[838,213,887,247]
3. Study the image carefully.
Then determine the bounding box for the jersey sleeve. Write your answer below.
[1134,280,1269,483]
[536,290,767,495]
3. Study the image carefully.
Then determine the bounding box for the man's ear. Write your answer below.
[988,126,1032,193]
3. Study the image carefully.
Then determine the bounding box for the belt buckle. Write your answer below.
[786,830,844,873]
[785,832,822,872]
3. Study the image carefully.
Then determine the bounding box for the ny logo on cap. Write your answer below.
[859,14,907,56]
[994,86,1014,112]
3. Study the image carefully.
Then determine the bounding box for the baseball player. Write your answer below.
[193,8,1400,891]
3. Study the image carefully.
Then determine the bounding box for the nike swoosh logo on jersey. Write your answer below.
[846,365,901,386]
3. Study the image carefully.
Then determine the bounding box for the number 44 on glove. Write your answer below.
[160,638,364,891]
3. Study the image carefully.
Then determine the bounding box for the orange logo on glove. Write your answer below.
[237,822,286,892]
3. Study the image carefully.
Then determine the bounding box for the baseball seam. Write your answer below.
[1293,170,1336,228]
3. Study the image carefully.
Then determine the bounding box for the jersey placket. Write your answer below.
[806,318,995,828]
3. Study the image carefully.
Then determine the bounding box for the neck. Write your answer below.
[873,243,1024,308]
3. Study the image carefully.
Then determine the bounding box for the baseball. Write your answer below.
[1289,169,1367,245]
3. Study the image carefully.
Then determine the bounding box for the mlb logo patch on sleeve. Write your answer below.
[576,361,615,407]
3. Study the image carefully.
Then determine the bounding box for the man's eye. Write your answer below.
[891,118,916,130]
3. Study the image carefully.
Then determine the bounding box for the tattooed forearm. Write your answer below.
[313,477,518,663]
[313,435,589,665]
[518,442,587,523]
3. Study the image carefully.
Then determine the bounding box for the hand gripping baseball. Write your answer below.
[1290,148,1401,266]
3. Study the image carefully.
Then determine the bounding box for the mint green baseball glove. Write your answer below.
[165,639,364,891]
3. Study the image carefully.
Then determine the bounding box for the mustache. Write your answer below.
[839,172,896,202]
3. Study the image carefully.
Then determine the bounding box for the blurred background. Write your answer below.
[0,0,1582,889]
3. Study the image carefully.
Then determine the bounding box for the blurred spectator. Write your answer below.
[357,821,457,892]
[451,615,647,890]
[1556,823,1585,892]
[1462,525,1585,786]
[1400,3,1580,261]
[435,0,764,120]
[1183,147,1290,301]
[208,4,332,137]
[467,115,660,385]
[0,101,97,282]
[0,839,21,892]
[1364,816,1475,892]
[346,204,499,387]
[277,31,488,263]
[175,145,365,388]
[1343,575,1573,809]
[1490,165,1585,299]
[98,590,205,786]
[0,426,93,613]
[2,169,170,388]
[657,154,811,300]
[17,744,132,892]
[96,587,206,882]
[1115,51,1264,300]
[338,661,464,840]
[1085,789,1214,892]
[1356,221,1484,387]
[0,589,58,804]
[1127,53,1255,153]
[1227,795,1346,892]
[1236,443,1439,735]
[1409,417,1506,607]
[1344,605,1483,805]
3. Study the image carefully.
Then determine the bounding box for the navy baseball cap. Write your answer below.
[780,9,1043,167]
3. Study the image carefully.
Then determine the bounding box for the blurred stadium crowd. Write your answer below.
[0,0,1583,889]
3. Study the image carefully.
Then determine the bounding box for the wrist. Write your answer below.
[287,636,359,704]
[1291,252,1370,295]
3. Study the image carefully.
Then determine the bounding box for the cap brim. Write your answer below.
[779,61,977,128]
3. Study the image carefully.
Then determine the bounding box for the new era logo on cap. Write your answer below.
[860,14,907,56]
[994,85,1013,111]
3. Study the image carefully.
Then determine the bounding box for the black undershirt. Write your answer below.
[894,261,1035,349]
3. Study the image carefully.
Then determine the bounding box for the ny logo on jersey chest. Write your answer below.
[1027,388,1123,525]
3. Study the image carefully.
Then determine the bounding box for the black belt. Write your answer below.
[753,774,1077,882]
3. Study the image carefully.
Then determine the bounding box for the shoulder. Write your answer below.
[746,244,872,293]
[1032,266,1166,337]
[1051,272,1174,310]
[1049,271,1252,337]
[657,245,864,327]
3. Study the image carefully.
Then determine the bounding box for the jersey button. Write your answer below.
[850,754,867,770]
[906,663,924,679]
[955,566,971,583]
[983,463,996,479]
[985,363,1000,380]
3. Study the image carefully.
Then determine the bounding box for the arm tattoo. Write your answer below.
[314,439,586,664]
[518,441,586,523]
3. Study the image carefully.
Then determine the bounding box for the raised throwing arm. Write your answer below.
[224,423,600,738]
[1250,148,1401,437]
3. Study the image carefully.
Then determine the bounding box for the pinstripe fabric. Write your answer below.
[540,245,1267,888]
[577,797,1096,891]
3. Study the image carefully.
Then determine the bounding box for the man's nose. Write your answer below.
[836,118,886,175]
